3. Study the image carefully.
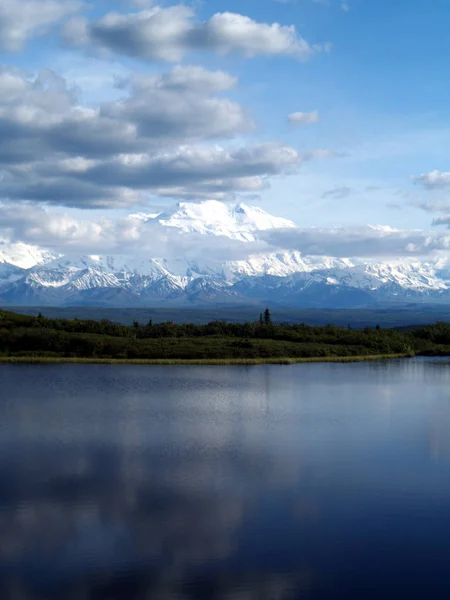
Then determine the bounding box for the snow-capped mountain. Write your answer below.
[132,200,297,241]
[2,200,450,308]
[0,240,57,270]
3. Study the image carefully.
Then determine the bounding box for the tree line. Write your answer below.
[1,308,450,360]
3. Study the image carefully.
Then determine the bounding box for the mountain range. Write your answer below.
[2,200,450,308]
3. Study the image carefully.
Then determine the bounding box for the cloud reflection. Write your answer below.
[0,366,312,599]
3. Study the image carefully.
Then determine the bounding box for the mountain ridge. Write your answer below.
[2,200,450,307]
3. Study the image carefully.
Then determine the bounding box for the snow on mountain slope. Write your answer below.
[0,240,57,269]
[26,267,124,291]
[34,254,171,280]
[144,200,296,241]
[327,261,450,293]
[2,200,450,307]
[0,262,25,288]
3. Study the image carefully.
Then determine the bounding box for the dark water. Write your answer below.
[2,359,450,599]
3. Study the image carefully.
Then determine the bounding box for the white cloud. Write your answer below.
[0,65,249,161]
[432,215,450,228]
[0,202,265,259]
[108,66,250,143]
[2,203,449,262]
[0,204,107,249]
[414,170,450,189]
[0,66,78,116]
[64,5,322,62]
[261,225,450,258]
[53,55,130,105]
[4,142,300,207]
[0,0,82,51]
[288,110,319,125]
[412,200,450,214]
[129,64,238,94]
[0,66,338,209]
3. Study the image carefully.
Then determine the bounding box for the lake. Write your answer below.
[1,358,450,599]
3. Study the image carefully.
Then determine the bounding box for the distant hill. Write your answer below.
[7,305,450,329]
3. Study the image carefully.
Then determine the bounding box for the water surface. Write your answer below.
[1,358,450,599]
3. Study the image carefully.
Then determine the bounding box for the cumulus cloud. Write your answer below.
[287,110,319,125]
[0,65,321,208]
[0,143,302,208]
[0,65,251,165]
[261,225,450,258]
[0,0,82,51]
[2,202,450,262]
[126,64,238,94]
[74,143,301,189]
[0,31,334,214]
[0,204,112,249]
[0,203,266,260]
[0,66,77,111]
[0,67,136,164]
[0,171,142,209]
[63,5,321,62]
[414,170,450,189]
[108,66,251,143]
[432,215,450,228]
[412,200,450,214]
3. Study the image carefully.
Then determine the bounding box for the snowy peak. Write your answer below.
[0,240,58,270]
[142,200,296,241]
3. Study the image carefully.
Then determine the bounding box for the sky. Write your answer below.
[1,0,450,260]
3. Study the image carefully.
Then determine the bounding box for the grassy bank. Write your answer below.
[0,353,410,366]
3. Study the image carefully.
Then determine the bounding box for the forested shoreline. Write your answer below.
[1,308,450,362]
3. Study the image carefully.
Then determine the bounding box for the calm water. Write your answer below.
[1,359,450,599]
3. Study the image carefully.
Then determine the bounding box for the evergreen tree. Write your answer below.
[259,313,264,326]
[264,308,272,325]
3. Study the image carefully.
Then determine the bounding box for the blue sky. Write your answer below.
[0,0,449,258]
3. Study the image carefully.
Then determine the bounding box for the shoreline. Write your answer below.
[0,353,410,366]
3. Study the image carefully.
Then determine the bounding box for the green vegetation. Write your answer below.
[1,307,450,364]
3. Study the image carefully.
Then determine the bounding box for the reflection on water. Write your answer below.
[2,359,450,598]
